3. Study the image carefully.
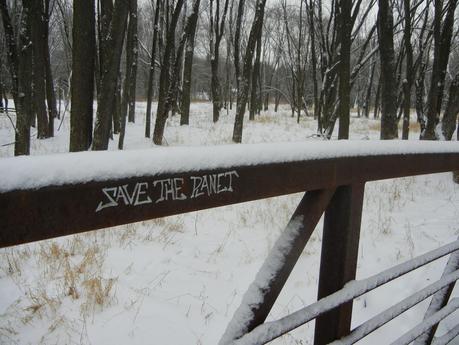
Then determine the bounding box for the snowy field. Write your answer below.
[1,103,459,344]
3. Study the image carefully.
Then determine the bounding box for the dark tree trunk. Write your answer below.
[308,0,319,120]
[119,0,138,149]
[1,0,33,155]
[364,58,376,118]
[210,0,230,123]
[337,0,352,139]
[70,0,95,151]
[373,76,381,119]
[233,0,245,93]
[401,0,414,140]
[249,31,262,121]
[422,0,457,139]
[157,0,200,134]
[152,0,184,145]
[145,0,161,137]
[93,0,129,150]
[32,0,50,139]
[127,0,138,123]
[180,0,201,125]
[0,72,3,112]
[44,0,57,137]
[98,0,113,89]
[224,27,231,113]
[113,79,121,134]
[441,73,459,140]
[377,0,398,139]
[232,0,267,143]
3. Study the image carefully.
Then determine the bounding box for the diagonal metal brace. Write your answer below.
[219,188,335,345]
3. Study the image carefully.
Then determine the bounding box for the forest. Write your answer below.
[0,0,458,155]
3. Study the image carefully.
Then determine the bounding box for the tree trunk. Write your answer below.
[180,0,201,125]
[210,0,230,123]
[377,0,398,139]
[98,0,113,89]
[422,0,457,139]
[441,73,459,140]
[0,61,4,112]
[93,0,129,150]
[145,0,161,137]
[70,0,96,151]
[119,0,138,149]
[401,0,413,140]
[249,32,262,121]
[32,0,50,139]
[1,0,33,155]
[44,0,57,137]
[127,0,138,123]
[337,0,352,139]
[308,0,319,120]
[364,58,376,118]
[153,0,184,145]
[233,0,245,94]
[421,0,457,140]
[113,79,121,134]
[232,0,267,143]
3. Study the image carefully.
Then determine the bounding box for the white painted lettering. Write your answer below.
[173,178,187,200]
[134,182,153,206]
[191,176,204,198]
[226,170,240,192]
[217,173,227,193]
[96,187,119,212]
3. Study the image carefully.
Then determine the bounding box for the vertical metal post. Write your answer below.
[314,183,365,345]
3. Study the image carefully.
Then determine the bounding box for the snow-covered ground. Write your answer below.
[1,103,458,344]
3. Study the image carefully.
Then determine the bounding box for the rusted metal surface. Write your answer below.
[1,152,459,248]
[315,184,365,345]
[219,189,335,344]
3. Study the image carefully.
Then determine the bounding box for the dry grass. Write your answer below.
[82,277,117,307]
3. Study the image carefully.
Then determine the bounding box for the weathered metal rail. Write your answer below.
[1,142,459,344]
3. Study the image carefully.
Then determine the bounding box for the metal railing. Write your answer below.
[1,142,459,344]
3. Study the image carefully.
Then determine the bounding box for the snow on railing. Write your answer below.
[1,140,459,192]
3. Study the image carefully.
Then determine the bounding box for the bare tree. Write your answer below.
[209,0,230,122]
[127,0,138,124]
[93,0,129,150]
[70,0,96,151]
[232,0,267,143]
[233,0,245,93]
[421,0,458,139]
[152,0,184,145]
[337,0,352,139]
[44,0,57,135]
[145,0,161,137]
[377,0,398,139]
[181,0,201,125]
[401,0,414,139]
[441,72,459,140]
[119,0,139,149]
[0,0,33,155]
[31,0,50,139]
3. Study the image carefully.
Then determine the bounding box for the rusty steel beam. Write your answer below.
[315,184,365,345]
[220,189,335,344]
[1,152,459,248]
